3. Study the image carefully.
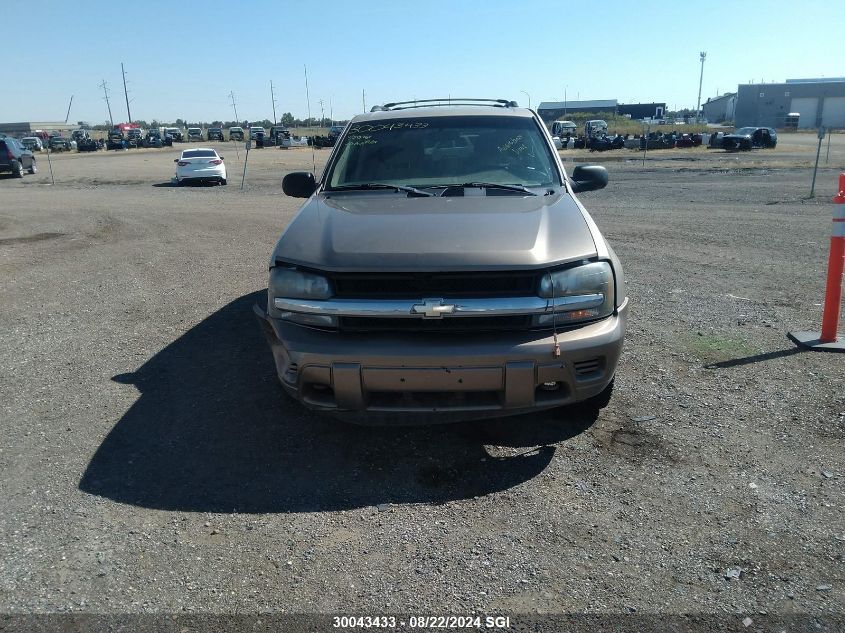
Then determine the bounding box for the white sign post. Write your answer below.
[810,127,825,198]
[241,139,251,190]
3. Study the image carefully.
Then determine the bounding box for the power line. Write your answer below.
[121,62,132,123]
[696,52,707,123]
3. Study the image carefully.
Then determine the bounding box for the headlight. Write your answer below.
[534,261,615,326]
[270,266,332,300]
[268,266,336,327]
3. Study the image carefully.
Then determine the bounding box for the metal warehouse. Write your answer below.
[701,93,737,124]
[734,79,845,129]
[617,103,666,120]
[536,100,618,123]
[0,121,77,137]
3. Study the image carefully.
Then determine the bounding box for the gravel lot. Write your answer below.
[1,137,843,625]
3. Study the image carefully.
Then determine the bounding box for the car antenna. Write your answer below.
[304,64,317,176]
[548,271,560,357]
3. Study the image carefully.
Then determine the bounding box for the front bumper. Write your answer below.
[254,299,627,423]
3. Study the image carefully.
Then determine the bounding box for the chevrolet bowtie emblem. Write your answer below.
[411,298,456,319]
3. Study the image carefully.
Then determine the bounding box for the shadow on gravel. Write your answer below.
[704,347,804,369]
[79,291,596,513]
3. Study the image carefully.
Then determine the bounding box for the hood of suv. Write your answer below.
[273,191,597,271]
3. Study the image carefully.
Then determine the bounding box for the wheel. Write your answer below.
[12,161,23,178]
[220,178,227,185]
[28,159,37,175]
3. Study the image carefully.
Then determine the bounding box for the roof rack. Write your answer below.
[372,98,519,112]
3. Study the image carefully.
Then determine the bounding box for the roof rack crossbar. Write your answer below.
[374,98,519,111]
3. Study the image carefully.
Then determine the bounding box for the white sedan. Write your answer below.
[174,148,227,185]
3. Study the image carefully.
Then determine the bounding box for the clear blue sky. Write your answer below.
[3,0,842,124]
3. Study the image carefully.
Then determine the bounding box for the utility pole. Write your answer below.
[99,80,113,127]
[304,65,313,127]
[362,89,366,113]
[270,81,277,125]
[228,91,239,123]
[64,95,73,124]
[121,62,132,123]
[318,99,325,128]
[696,51,707,123]
[329,99,333,125]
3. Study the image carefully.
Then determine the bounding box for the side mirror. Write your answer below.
[173,158,179,162]
[282,171,318,198]
[570,165,608,193]
[219,156,224,160]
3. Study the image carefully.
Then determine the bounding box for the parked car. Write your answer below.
[0,137,37,177]
[269,125,290,145]
[71,129,91,143]
[20,137,43,152]
[164,127,184,142]
[280,135,309,148]
[257,98,625,423]
[721,127,777,151]
[207,127,224,141]
[174,148,227,185]
[107,130,126,150]
[48,136,75,152]
[187,127,203,142]
[229,126,244,141]
[144,130,171,148]
[125,129,143,148]
[249,126,265,140]
[551,120,577,137]
[77,136,100,152]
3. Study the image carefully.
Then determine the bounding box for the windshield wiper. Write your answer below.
[329,183,433,197]
[440,182,538,196]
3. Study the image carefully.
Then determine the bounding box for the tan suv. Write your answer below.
[255,98,627,423]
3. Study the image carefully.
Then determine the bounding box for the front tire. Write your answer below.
[12,161,23,178]
[220,178,227,185]
[28,160,37,174]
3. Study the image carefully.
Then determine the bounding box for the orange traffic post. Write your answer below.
[789,173,845,352]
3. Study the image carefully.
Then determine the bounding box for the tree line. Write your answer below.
[91,114,345,130]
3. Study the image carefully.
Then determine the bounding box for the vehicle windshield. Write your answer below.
[182,150,217,158]
[734,127,756,135]
[326,115,559,190]
[189,129,200,133]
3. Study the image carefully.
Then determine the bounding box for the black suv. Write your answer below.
[107,130,125,150]
[207,127,224,141]
[125,129,143,148]
[269,125,290,145]
[164,128,184,142]
[721,127,777,151]
[0,138,37,177]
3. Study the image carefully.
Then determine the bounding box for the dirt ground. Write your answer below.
[1,136,843,627]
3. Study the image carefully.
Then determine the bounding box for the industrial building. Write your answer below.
[0,121,77,137]
[537,100,618,122]
[537,100,666,123]
[618,103,666,121]
[734,79,845,129]
[701,93,737,124]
